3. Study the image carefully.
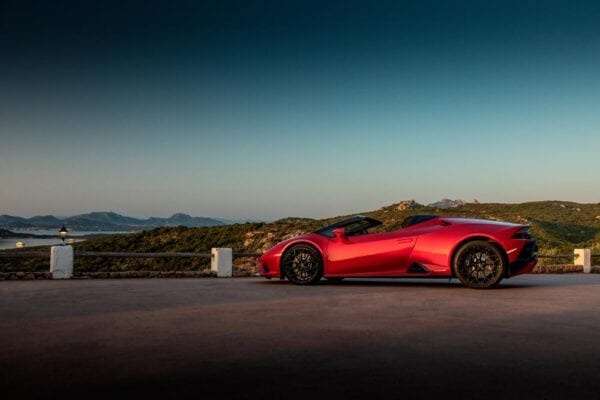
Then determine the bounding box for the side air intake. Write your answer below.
[407,263,429,274]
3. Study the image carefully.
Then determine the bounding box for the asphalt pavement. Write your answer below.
[1,275,599,399]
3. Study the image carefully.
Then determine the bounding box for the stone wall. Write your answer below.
[0,264,258,280]
[532,264,600,273]
[0,272,53,280]
[73,270,216,279]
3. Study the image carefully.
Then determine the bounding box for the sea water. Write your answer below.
[0,229,131,250]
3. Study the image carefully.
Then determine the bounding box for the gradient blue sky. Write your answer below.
[1,0,599,220]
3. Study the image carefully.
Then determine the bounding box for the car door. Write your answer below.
[326,229,416,276]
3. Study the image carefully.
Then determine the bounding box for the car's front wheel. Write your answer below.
[282,244,323,285]
[453,241,505,289]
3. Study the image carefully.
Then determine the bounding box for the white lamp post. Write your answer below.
[59,225,68,245]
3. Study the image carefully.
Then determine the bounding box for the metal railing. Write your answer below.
[0,249,263,279]
[537,254,574,260]
[537,253,600,259]
[0,251,262,259]
[0,252,49,258]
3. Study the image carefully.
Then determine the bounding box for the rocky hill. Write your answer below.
[427,198,468,209]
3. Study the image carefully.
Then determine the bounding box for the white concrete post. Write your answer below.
[50,245,73,279]
[211,248,232,277]
[574,249,591,273]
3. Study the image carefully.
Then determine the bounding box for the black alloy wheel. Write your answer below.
[453,240,505,289]
[282,244,323,285]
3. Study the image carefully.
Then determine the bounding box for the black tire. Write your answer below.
[453,240,505,289]
[282,244,323,285]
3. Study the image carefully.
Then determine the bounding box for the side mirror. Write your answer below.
[332,228,346,239]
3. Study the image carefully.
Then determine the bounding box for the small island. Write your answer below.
[0,229,54,239]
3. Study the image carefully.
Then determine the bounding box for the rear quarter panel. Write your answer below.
[409,223,520,274]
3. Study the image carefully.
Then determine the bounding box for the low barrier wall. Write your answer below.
[1,247,599,280]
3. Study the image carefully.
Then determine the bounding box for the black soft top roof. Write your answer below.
[401,214,438,228]
[314,214,439,236]
[314,215,382,234]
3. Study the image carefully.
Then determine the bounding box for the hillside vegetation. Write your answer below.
[76,200,600,254]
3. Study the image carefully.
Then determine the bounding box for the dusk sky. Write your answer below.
[1,1,599,220]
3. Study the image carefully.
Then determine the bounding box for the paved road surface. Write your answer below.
[2,275,600,399]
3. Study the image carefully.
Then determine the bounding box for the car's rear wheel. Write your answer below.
[453,241,505,289]
[282,244,323,285]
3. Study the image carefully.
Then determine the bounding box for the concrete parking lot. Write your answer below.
[2,275,600,399]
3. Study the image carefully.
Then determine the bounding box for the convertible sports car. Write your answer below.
[257,215,538,288]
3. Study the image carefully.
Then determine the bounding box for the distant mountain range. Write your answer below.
[0,212,225,232]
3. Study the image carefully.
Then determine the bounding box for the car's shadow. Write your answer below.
[253,278,535,289]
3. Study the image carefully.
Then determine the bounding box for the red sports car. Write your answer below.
[257,215,538,288]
